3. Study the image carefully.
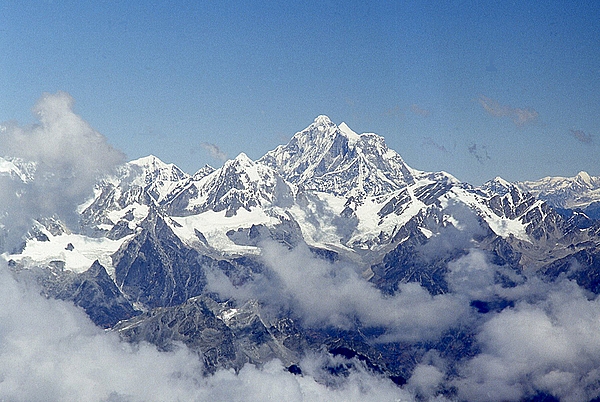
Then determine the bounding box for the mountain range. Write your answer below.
[3,115,600,400]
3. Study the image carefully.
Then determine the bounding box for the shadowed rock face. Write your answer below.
[113,208,212,309]
[113,295,303,373]
[22,260,139,328]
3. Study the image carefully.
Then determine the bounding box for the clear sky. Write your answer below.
[1,1,599,185]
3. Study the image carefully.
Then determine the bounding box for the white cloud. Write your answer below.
[0,258,417,402]
[208,241,469,342]
[453,279,600,402]
[1,91,125,197]
[0,92,126,250]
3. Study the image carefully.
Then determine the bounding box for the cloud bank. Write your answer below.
[210,244,600,401]
[0,258,425,402]
[208,241,469,342]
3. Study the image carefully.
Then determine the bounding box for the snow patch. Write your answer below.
[8,233,131,276]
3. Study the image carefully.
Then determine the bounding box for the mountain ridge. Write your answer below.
[4,115,600,400]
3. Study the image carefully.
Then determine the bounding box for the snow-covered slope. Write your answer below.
[165,152,294,217]
[78,155,191,237]
[0,156,36,183]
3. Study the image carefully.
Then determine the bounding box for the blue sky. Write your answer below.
[1,1,599,184]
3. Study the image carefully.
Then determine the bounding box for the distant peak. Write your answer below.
[338,122,361,143]
[313,115,334,125]
[492,176,512,186]
[233,152,252,163]
[576,171,592,185]
[481,176,514,195]
[129,155,168,168]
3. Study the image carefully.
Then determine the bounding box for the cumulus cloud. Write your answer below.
[0,92,125,250]
[445,251,600,402]
[453,281,600,401]
[208,241,469,342]
[478,95,539,127]
[570,129,593,144]
[0,92,125,198]
[0,260,204,401]
[0,259,419,402]
[201,142,228,163]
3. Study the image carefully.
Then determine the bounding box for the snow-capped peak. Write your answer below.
[192,165,216,181]
[481,176,514,196]
[338,122,361,144]
[231,152,253,166]
[259,116,416,197]
[312,115,336,128]
[169,151,294,217]
[129,154,163,167]
[119,155,191,206]
[127,155,188,184]
[576,171,593,186]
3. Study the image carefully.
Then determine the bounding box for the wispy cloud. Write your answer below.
[570,129,593,144]
[468,143,491,164]
[201,142,228,163]
[422,137,449,153]
[478,95,539,127]
[410,104,431,117]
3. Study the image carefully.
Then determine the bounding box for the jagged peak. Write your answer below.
[491,176,512,187]
[192,164,216,181]
[219,153,256,174]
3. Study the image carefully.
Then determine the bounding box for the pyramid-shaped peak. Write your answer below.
[576,171,592,185]
[230,152,254,166]
[481,176,515,196]
[259,116,416,197]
